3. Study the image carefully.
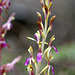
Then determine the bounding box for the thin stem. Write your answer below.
[42,16,48,52]
[0,13,1,74]
[42,17,48,52]
[35,62,41,75]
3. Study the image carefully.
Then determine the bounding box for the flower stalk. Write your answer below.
[0,13,1,74]
[25,0,59,75]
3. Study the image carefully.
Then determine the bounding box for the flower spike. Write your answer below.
[25,0,59,75]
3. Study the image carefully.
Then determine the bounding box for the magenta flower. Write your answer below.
[0,29,7,49]
[24,58,31,66]
[52,46,59,54]
[34,31,40,44]
[34,34,38,42]
[37,53,42,62]
[51,65,54,75]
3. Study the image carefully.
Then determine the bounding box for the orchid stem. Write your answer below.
[0,13,2,74]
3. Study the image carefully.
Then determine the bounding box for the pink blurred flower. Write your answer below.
[2,13,15,30]
[0,56,21,74]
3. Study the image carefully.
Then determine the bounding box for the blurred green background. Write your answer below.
[1,0,75,75]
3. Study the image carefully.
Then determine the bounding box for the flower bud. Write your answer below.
[37,12,42,22]
[50,15,56,25]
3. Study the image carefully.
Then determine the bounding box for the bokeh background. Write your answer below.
[1,0,75,75]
